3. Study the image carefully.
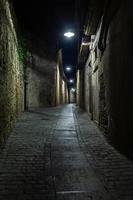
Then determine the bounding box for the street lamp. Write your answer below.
[82,35,91,46]
[64,31,75,38]
[69,79,74,83]
[66,66,71,71]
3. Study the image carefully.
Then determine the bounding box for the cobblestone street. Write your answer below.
[0,104,133,200]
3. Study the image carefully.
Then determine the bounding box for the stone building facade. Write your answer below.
[55,50,68,105]
[0,0,64,148]
[23,32,57,109]
[0,0,24,145]
[77,0,133,159]
[69,89,76,103]
[25,51,56,109]
[82,26,108,130]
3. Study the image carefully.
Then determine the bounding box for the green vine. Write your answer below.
[18,35,26,64]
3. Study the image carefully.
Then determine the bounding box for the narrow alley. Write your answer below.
[1,0,133,199]
[0,105,133,200]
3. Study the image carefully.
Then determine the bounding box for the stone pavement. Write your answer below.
[74,105,133,200]
[0,104,133,200]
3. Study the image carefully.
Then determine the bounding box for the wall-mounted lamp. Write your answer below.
[82,35,91,46]
[82,42,90,46]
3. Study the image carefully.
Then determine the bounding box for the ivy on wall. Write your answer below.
[18,35,26,64]
[18,34,27,81]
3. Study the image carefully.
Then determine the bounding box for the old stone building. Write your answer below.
[69,89,76,103]
[25,34,57,109]
[0,0,24,145]
[78,26,108,130]
[55,49,69,105]
[1,0,133,199]
[0,0,68,147]
[77,0,133,159]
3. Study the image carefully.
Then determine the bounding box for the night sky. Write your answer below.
[11,0,79,82]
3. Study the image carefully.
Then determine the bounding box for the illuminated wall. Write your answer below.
[0,0,24,144]
[55,50,68,105]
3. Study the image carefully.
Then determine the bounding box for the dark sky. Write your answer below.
[12,1,75,35]
[11,0,87,82]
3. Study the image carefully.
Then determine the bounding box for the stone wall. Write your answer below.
[79,0,133,159]
[55,50,68,105]
[102,0,133,158]
[70,90,76,103]
[76,69,85,109]
[0,0,24,145]
[82,27,108,130]
[76,70,80,106]
[99,73,108,132]
[26,52,56,108]
[84,62,90,115]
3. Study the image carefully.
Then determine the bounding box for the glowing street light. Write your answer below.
[66,67,71,71]
[82,42,90,46]
[69,79,74,83]
[64,32,75,38]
